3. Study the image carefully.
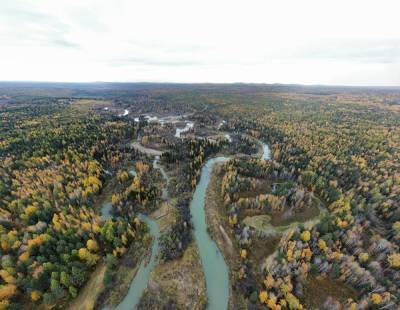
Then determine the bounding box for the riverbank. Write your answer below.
[190,157,230,310]
[139,242,207,309]
[137,199,207,309]
[205,162,247,310]
[68,156,162,310]
[94,241,150,309]
[68,216,154,310]
[203,143,331,308]
[126,154,208,309]
[66,263,106,310]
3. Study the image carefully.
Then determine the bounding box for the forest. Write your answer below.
[0,83,399,309]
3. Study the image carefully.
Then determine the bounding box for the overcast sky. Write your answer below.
[1,0,399,85]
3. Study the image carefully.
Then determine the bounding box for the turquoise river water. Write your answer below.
[102,141,270,309]
[190,156,231,310]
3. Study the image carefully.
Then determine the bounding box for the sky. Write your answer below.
[0,0,399,86]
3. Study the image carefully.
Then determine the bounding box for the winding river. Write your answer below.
[100,138,271,309]
[190,142,271,310]
[190,156,230,310]
[104,119,324,310]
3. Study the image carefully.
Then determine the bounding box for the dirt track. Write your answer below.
[131,142,164,156]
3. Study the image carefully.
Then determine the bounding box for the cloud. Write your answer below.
[0,1,77,48]
[109,57,204,67]
[0,0,399,85]
[109,38,400,69]
[281,39,400,64]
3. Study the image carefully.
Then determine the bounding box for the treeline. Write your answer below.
[159,137,223,260]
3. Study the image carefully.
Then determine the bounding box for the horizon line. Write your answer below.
[0,80,400,89]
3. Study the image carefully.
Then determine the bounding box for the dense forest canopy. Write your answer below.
[0,83,399,309]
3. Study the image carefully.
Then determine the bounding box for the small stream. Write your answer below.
[100,199,160,310]
[261,143,271,160]
[153,156,170,200]
[115,214,160,310]
[99,155,167,309]
[255,139,271,160]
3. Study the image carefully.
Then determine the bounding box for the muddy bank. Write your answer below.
[67,264,107,310]
[137,188,207,309]
[138,242,207,309]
